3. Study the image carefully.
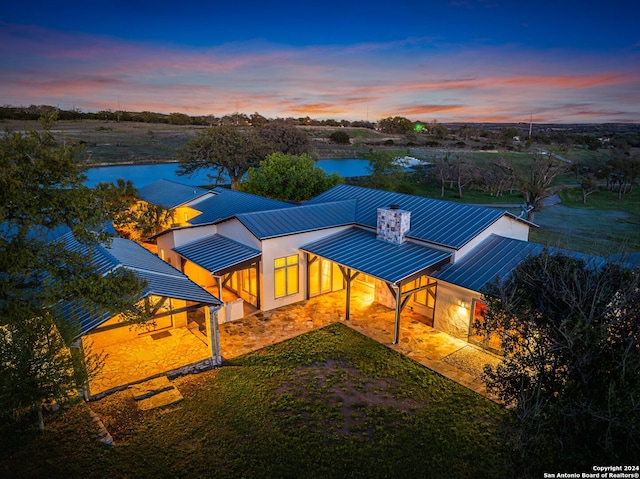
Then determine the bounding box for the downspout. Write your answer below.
[392,283,401,345]
[208,305,223,366]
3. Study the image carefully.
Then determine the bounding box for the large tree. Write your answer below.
[477,251,640,474]
[0,129,144,430]
[506,152,567,221]
[177,125,268,189]
[240,153,342,201]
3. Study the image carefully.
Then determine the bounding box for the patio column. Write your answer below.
[392,283,401,345]
[208,305,222,366]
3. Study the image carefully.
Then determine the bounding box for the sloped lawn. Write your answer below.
[1,324,509,478]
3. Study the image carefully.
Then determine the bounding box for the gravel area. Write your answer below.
[442,346,500,378]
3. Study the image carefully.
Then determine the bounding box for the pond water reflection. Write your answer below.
[84,158,371,187]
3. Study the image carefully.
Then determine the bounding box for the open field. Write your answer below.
[0,324,509,479]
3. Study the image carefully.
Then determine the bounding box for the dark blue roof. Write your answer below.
[59,234,220,335]
[307,184,509,249]
[235,200,356,239]
[432,234,544,292]
[174,234,261,274]
[137,179,211,209]
[300,227,452,284]
[432,234,606,292]
[189,187,293,225]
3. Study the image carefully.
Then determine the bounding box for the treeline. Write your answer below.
[2,104,638,149]
[0,104,377,129]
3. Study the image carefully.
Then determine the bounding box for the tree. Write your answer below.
[365,151,406,191]
[329,130,350,144]
[0,128,144,430]
[240,153,342,201]
[177,125,267,189]
[378,116,414,134]
[256,122,310,155]
[512,152,567,221]
[477,251,640,474]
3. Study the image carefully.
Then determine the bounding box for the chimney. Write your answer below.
[376,205,411,244]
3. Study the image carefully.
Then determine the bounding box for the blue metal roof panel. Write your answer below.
[432,234,543,292]
[300,227,452,284]
[58,235,221,335]
[174,234,261,273]
[135,269,221,305]
[236,200,357,239]
[137,179,211,209]
[433,234,607,292]
[307,184,507,249]
[189,187,294,225]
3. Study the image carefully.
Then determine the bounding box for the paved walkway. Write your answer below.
[89,287,500,401]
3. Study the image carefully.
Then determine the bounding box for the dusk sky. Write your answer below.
[1,0,639,123]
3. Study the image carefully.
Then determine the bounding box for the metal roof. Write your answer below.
[189,187,293,225]
[300,227,452,284]
[432,234,607,292]
[58,234,221,335]
[137,179,211,209]
[307,184,508,250]
[235,200,357,239]
[174,234,261,274]
[432,234,544,292]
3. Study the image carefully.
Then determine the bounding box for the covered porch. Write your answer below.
[87,283,500,400]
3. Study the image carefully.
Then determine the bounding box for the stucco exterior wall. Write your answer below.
[260,226,350,311]
[216,220,261,249]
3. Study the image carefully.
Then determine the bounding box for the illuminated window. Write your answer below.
[242,268,257,296]
[402,276,436,308]
[274,255,299,298]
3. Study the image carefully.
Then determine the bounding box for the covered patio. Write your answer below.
[88,283,500,400]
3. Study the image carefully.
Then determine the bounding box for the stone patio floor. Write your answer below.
[89,287,500,401]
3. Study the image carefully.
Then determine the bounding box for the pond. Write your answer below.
[83,158,372,187]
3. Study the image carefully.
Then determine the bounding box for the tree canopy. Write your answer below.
[240,153,342,202]
[0,129,144,429]
[478,251,640,473]
[177,123,310,189]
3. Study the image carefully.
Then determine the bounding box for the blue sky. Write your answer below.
[1,0,639,123]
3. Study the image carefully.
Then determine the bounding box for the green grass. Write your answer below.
[0,324,509,479]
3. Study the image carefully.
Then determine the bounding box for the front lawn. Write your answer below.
[0,324,509,478]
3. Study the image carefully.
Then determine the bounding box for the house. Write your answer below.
[151,182,534,350]
[57,232,222,397]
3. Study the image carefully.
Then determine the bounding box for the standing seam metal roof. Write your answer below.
[58,234,220,335]
[136,179,211,209]
[300,227,452,284]
[432,234,605,292]
[235,200,357,239]
[174,234,261,274]
[188,186,294,225]
[432,234,544,292]
[306,184,507,249]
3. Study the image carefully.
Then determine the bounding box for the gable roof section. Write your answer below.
[59,234,220,335]
[307,184,508,250]
[235,200,357,240]
[432,234,606,292]
[137,179,211,209]
[188,186,294,225]
[432,234,544,292]
[300,227,452,284]
[174,234,261,274]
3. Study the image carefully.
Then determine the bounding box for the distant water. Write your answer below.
[84,158,371,187]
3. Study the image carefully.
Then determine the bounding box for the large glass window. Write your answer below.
[242,267,257,297]
[274,255,299,298]
[402,276,436,308]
